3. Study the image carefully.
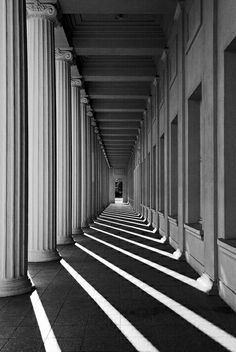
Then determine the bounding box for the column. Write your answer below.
[55,48,73,244]
[94,128,99,217]
[81,92,88,227]
[27,1,60,262]
[0,0,33,296]
[90,119,96,219]
[71,77,83,235]
[86,106,92,222]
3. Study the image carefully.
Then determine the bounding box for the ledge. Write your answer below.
[218,238,236,257]
[184,223,204,240]
[168,215,178,225]
[158,211,164,217]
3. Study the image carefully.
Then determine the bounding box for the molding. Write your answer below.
[184,223,204,240]
[55,48,73,62]
[26,1,57,21]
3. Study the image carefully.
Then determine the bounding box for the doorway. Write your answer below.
[115,179,123,203]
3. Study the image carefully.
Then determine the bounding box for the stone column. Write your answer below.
[91,120,96,219]
[81,92,88,227]
[71,78,83,235]
[27,1,60,262]
[94,128,99,217]
[55,48,73,244]
[86,106,92,222]
[0,0,33,296]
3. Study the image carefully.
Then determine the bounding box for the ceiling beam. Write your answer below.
[95,112,143,121]
[59,0,177,14]
[99,121,140,129]
[103,136,136,140]
[90,95,147,100]
[83,75,154,82]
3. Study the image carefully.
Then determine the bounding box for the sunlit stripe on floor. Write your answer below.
[91,224,175,258]
[30,290,61,352]
[100,214,150,227]
[94,220,165,245]
[74,243,236,352]
[98,217,156,234]
[102,214,146,223]
[103,210,142,220]
[102,211,146,220]
[60,259,158,352]
[103,210,142,218]
[82,231,207,293]
[97,219,162,243]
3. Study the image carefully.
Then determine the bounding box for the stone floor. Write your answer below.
[1,204,236,352]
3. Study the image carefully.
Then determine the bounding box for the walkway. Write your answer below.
[0,204,236,352]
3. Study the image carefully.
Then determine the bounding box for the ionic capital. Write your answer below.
[71,78,82,87]
[86,105,92,112]
[87,112,93,118]
[26,0,57,21]
[81,97,88,104]
[55,48,73,63]
[153,75,160,87]
[94,127,99,134]
[91,118,96,126]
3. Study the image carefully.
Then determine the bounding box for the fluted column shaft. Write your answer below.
[94,130,99,217]
[55,49,73,244]
[91,126,96,219]
[27,1,59,262]
[81,95,88,227]
[71,78,82,235]
[0,0,33,296]
[86,112,92,222]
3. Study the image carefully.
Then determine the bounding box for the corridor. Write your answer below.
[1,204,236,352]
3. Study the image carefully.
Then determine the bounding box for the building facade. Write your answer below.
[1,0,236,317]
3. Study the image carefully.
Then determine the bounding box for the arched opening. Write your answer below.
[115,179,123,203]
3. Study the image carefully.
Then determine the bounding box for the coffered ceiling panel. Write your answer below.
[60,0,177,168]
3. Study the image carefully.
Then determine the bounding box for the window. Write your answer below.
[169,116,178,218]
[151,145,157,210]
[186,84,202,225]
[159,135,165,212]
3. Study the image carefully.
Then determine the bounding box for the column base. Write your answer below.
[57,236,74,245]
[0,276,34,297]
[81,221,88,228]
[28,249,60,262]
[72,228,83,235]
[173,248,185,261]
[196,273,218,295]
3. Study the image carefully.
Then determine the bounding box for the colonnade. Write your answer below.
[126,0,236,313]
[0,0,109,297]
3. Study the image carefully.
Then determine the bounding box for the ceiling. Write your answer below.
[59,0,177,168]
